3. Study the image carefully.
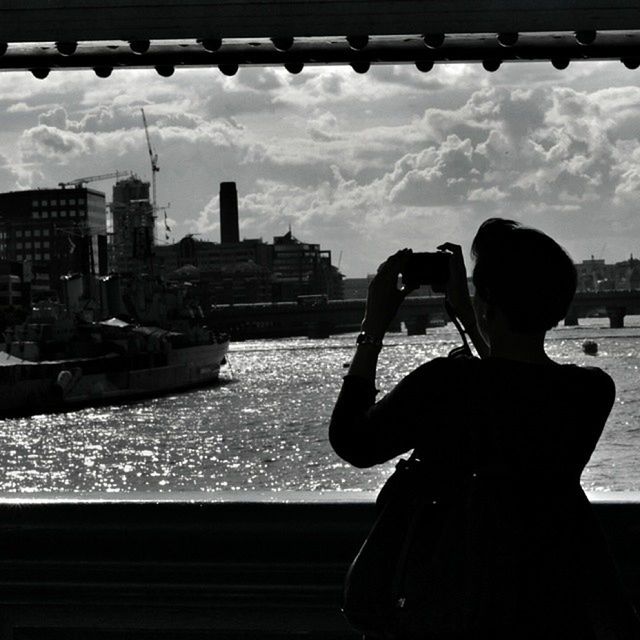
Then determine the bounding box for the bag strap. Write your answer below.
[445,299,472,358]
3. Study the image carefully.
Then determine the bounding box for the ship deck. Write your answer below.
[0,492,637,639]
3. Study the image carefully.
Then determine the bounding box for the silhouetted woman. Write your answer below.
[330,218,640,639]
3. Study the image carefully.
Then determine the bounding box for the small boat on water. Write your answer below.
[0,274,229,418]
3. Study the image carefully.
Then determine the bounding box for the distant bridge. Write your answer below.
[565,290,640,328]
[208,291,640,339]
[207,296,447,339]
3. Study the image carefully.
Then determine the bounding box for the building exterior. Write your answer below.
[0,187,107,299]
[157,234,273,274]
[155,182,343,304]
[271,230,343,301]
[155,235,273,306]
[219,182,240,244]
[576,255,640,291]
[576,256,609,291]
[110,176,155,274]
[0,262,22,308]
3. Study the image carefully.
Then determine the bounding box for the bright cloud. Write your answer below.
[2,60,640,275]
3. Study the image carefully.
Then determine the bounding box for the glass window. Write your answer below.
[16,242,22,249]
[60,199,66,206]
[24,242,31,249]
[43,241,49,248]
[60,210,67,217]
[35,254,41,261]
[43,229,49,237]
[40,200,47,206]
[16,254,22,260]
[69,199,76,205]
[42,211,49,218]
[51,211,58,218]
[44,253,50,260]
[34,242,40,249]
[34,229,40,237]
[31,200,38,207]
[32,211,40,219]
[16,230,22,237]
[25,230,31,237]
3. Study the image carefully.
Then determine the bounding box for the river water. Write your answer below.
[0,318,639,495]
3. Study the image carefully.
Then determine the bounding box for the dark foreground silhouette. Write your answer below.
[331,218,640,639]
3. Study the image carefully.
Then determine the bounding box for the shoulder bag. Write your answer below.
[342,317,520,639]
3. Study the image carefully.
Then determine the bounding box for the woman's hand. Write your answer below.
[361,249,415,339]
[437,242,476,330]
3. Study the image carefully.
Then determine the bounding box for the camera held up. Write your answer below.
[401,251,450,291]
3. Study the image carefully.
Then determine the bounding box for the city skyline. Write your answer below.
[1,60,640,276]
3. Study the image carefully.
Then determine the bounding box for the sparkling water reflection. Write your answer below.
[1,317,639,494]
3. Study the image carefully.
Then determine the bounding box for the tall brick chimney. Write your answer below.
[220,181,240,244]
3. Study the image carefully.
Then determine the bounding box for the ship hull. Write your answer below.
[0,341,229,418]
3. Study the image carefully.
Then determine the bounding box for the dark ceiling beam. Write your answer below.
[5,33,640,75]
[2,1,640,72]
[2,0,640,43]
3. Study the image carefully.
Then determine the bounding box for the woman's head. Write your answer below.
[471,218,577,334]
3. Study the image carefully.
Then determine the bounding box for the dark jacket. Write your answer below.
[330,356,640,639]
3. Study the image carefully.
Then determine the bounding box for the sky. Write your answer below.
[2,59,640,277]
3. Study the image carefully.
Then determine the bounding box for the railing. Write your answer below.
[0,493,638,639]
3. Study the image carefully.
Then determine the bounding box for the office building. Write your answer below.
[271,230,343,301]
[110,176,155,274]
[0,261,22,307]
[0,187,107,299]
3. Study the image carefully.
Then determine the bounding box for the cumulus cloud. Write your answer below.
[0,152,24,191]
[183,74,640,272]
[21,125,88,160]
[237,68,284,92]
[190,194,220,239]
[387,136,486,207]
[8,102,39,114]
[306,110,342,142]
[38,106,69,129]
[4,60,640,274]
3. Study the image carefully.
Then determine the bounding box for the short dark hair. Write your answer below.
[471,218,577,333]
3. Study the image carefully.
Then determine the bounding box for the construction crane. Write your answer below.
[141,107,159,213]
[58,170,133,189]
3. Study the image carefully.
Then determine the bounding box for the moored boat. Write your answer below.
[0,276,229,418]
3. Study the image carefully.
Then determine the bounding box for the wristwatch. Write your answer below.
[356,331,383,348]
